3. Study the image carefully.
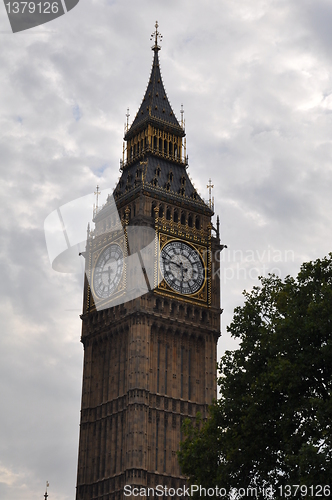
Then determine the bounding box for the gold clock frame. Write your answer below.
[88,231,127,311]
[156,234,209,305]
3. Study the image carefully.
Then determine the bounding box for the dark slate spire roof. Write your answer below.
[113,157,199,200]
[124,41,184,140]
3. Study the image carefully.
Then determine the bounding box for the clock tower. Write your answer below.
[75,23,222,500]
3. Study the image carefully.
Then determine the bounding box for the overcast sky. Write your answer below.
[1,0,332,498]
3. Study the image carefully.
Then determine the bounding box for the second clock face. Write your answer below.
[93,244,124,299]
[160,240,205,295]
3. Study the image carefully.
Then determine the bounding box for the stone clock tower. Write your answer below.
[75,23,222,500]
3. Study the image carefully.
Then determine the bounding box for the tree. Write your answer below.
[178,254,332,498]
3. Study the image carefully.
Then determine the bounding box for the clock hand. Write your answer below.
[99,266,115,274]
[165,259,188,273]
[164,259,181,269]
[180,262,188,276]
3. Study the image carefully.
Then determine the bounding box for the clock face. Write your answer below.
[160,240,205,295]
[93,244,124,299]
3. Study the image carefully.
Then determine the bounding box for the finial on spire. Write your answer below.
[93,185,101,218]
[126,108,130,132]
[207,179,214,210]
[44,481,49,500]
[180,104,185,130]
[150,20,162,51]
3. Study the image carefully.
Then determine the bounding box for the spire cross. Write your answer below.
[207,178,214,209]
[150,20,163,50]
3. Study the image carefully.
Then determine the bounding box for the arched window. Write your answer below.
[181,212,185,225]
[195,216,200,229]
[188,215,193,228]
[174,210,178,223]
[159,205,164,218]
[166,208,171,220]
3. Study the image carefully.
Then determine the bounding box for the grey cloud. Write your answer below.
[1,1,332,498]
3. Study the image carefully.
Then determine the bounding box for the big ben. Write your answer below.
[75,23,222,500]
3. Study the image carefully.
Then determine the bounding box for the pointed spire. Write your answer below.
[125,22,184,141]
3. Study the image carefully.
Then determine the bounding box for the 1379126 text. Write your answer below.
[5,2,60,14]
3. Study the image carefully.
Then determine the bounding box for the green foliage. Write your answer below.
[178,254,332,498]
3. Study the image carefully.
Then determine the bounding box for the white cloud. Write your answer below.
[0,464,22,486]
